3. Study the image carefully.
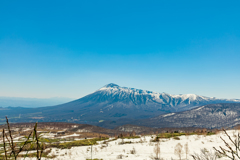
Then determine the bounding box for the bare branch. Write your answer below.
[34,122,41,160]
[3,129,8,160]
[16,131,33,157]
[6,116,17,158]
[213,129,240,160]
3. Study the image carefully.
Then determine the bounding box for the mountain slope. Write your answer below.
[35,83,240,122]
[134,103,240,129]
[95,83,240,112]
[0,83,239,128]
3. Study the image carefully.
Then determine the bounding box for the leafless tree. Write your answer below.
[2,116,45,160]
[184,142,189,160]
[153,141,161,160]
[192,148,218,160]
[130,147,136,154]
[213,128,240,159]
[174,143,183,160]
[2,117,33,160]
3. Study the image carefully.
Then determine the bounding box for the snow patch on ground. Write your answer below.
[194,106,205,111]
[162,113,175,117]
[21,130,239,160]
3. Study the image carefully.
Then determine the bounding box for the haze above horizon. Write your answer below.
[0,0,240,99]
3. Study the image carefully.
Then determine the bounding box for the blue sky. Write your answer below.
[0,0,240,99]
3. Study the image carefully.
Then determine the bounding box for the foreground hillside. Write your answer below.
[39,131,234,160]
[2,120,240,160]
[4,128,237,160]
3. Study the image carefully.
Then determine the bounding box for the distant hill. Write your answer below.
[133,103,240,129]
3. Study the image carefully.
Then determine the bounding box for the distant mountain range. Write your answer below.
[0,97,74,108]
[0,83,239,128]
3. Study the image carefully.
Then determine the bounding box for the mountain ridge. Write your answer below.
[95,83,240,111]
[132,103,240,129]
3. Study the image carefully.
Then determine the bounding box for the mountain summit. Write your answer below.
[103,83,120,88]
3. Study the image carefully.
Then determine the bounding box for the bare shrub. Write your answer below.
[130,147,136,154]
[153,141,161,160]
[1,117,47,160]
[174,143,183,160]
[213,128,240,159]
[117,154,123,159]
[144,136,147,142]
[94,147,98,154]
[192,148,218,160]
[184,142,189,160]
[68,150,72,159]
[118,138,125,145]
[173,136,180,140]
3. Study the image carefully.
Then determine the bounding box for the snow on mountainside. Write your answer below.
[98,83,237,102]
[135,103,240,129]
[96,83,240,111]
[1,83,239,129]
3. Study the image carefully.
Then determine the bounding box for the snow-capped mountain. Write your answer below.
[95,83,240,112]
[1,83,239,128]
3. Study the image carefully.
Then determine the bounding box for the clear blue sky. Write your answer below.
[0,0,240,99]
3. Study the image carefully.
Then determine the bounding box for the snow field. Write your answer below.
[22,130,239,160]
